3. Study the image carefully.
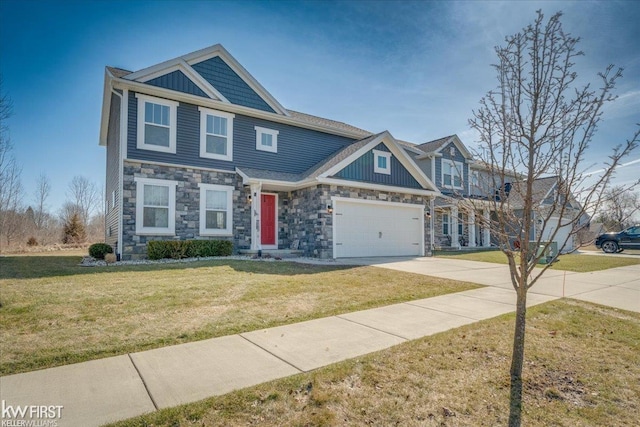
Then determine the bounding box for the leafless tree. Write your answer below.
[0,75,23,250]
[596,186,639,231]
[33,173,51,229]
[66,175,99,227]
[468,11,638,426]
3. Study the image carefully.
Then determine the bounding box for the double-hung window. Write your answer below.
[442,213,450,235]
[199,183,233,236]
[373,150,391,175]
[136,94,178,153]
[134,177,177,235]
[199,107,234,161]
[255,126,279,153]
[442,159,463,189]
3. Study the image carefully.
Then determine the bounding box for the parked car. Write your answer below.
[594,225,640,253]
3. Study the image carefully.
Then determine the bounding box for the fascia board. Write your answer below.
[384,134,439,192]
[111,77,367,139]
[318,177,439,197]
[434,135,473,159]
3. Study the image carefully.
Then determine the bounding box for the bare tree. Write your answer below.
[0,75,23,250]
[468,11,638,426]
[33,173,51,229]
[596,185,639,231]
[66,176,99,227]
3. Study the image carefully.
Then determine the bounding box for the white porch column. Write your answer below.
[429,197,435,255]
[451,206,459,249]
[250,183,262,251]
[483,209,491,247]
[468,210,476,248]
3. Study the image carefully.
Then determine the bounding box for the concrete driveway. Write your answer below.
[335,256,640,313]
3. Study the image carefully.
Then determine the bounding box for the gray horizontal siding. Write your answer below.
[105,92,121,249]
[146,70,209,98]
[333,143,422,189]
[191,56,275,113]
[127,93,357,174]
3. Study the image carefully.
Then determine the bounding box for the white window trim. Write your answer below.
[255,126,279,153]
[134,177,178,236]
[198,183,234,236]
[373,150,391,175]
[199,107,235,161]
[442,159,464,190]
[136,94,178,154]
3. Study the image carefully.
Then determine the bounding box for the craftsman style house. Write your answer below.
[99,44,441,260]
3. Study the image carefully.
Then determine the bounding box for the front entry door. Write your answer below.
[261,194,276,247]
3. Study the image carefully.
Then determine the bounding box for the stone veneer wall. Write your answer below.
[285,184,432,259]
[122,161,251,260]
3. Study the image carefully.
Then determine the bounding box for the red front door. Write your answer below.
[261,194,276,246]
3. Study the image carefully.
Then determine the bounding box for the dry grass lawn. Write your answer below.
[109,300,640,427]
[0,253,479,375]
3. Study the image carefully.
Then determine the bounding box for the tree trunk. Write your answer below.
[508,287,527,426]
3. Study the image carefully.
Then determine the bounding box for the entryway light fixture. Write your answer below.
[248,195,252,203]
[327,205,333,214]
[425,209,431,218]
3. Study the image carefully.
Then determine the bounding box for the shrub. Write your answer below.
[147,239,233,260]
[104,253,117,264]
[26,237,38,247]
[89,243,114,260]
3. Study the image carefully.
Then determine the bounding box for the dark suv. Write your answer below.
[595,225,640,253]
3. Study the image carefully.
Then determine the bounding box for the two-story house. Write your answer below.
[99,44,441,260]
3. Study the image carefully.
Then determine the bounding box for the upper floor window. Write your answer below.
[198,183,233,236]
[442,159,463,189]
[373,150,391,175]
[134,177,177,236]
[136,94,178,153]
[199,107,235,161]
[255,126,279,153]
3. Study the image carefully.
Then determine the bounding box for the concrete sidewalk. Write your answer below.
[336,257,640,313]
[1,257,637,426]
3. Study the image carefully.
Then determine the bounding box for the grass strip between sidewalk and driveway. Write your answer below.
[0,253,479,375]
[437,250,640,272]
[107,299,640,427]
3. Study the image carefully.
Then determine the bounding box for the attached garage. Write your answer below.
[541,216,573,253]
[332,198,424,258]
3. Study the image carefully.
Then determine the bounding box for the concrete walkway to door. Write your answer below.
[332,256,640,313]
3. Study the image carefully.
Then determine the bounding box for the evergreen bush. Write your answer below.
[89,243,114,260]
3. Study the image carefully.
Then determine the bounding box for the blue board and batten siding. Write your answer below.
[191,57,275,113]
[127,92,357,174]
[333,143,422,189]
[146,70,209,98]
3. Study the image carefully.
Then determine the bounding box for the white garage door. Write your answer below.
[333,199,424,258]
[542,217,573,253]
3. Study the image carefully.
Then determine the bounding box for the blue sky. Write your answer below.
[1,0,639,214]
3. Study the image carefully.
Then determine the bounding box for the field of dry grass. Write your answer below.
[109,299,640,426]
[0,253,479,375]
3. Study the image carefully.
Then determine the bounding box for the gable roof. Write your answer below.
[121,44,289,116]
[415,134,473,159]
[237,131,440,195]
[507,176,560,210]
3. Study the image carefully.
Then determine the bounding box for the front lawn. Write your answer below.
[0,254,479,375]
[109,299,640,426]
[437,249,640,272]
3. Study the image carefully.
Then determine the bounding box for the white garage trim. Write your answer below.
[331,196,425,258]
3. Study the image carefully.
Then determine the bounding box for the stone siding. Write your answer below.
[122,161,251,260]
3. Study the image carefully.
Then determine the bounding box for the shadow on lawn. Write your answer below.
[0,255,356,280]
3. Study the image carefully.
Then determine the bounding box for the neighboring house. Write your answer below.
[407,135,511,249]
[99,44,441,260]
[506,176,588,253]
